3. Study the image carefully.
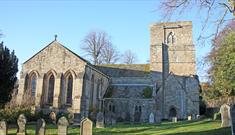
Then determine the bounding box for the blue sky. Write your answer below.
[0,0,227,81]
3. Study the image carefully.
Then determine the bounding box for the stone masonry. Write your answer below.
[17,21,200,123]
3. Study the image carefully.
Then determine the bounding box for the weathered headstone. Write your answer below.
[172,117,177,123]
[96,112,104,128]
[155,111,162,124]
[80,118,93,135]
[230,105,235,135]
[0,120,7,135]
[57,116,69,135]
[68,113,74,124]
[73,113,81,126]
[188,115,192,121]
[50,112,57,124]
[35,119,46,135]
[17,114,27,135]
[220,104,231,127]
[149,113,155,124]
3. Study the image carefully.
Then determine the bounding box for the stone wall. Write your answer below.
[150,21,196,76]
[17,41,109,116]
[104,98,158,123]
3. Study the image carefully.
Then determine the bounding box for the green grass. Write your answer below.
[8,119,231,135]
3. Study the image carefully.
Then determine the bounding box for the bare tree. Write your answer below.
[159,0,234,44]
[81,31,110,65]
[101,43,120,64]
[122,50,138,64]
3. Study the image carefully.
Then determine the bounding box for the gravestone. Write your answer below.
[0,120,7,135]
[149,113,155,124]
[230,105,235,135]
[220,104,231,127]
[80,118,93,135]
[50,112,57,124]
[73,113,81,126]
[68,113,74,124]
[17,114,27,135]
[57,116,69,135]
[188,115,192,121]
[35,119,46,135]
[96,112,104,128]
[172,117,177,123]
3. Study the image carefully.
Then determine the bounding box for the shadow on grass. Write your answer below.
[163,127,231,135]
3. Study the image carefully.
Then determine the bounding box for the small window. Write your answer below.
[167,32,176,44]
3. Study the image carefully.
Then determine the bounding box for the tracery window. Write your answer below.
[66,74,73,104]
[167,32,176,44]
[30,73,37,97]
[47,74,55,104]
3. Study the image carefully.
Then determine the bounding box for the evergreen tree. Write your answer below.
[0,42,18,108]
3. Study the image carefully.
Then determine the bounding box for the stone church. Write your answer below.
[16,21,200,124]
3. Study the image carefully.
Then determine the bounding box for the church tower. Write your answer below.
[150,21,196,77]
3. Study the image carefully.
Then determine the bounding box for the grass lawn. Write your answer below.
[8,119,231,135]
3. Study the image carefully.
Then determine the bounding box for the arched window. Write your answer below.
[47,74,55,104]
[66,74,73,104]
[167,32,176,44]
[30,73,37,97]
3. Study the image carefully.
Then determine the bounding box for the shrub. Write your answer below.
[213,112,221,120]
[143,87,153,98]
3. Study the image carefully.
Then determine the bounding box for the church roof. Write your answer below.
[96,64,150,77]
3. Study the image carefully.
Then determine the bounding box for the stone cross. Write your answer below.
[230,105,235,135]
[0,120,7,135]
[220,104,231,127]
[57,116,69,135]
[80,118,93,135]
[96,112,104,128]
[35,119,46,135]
[149,113,155,124]
[17,114,27,135]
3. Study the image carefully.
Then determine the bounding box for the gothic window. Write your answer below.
[112,105,115,113]
[66,74,73,104]
[109,104,112,111]
[167,32,176,44]
[47,74,55,104]
[30,73,37,98]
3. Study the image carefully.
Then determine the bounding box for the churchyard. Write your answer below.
[4,119,230,135]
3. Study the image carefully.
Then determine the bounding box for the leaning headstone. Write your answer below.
[57,116,69,135]
[230,105,235,135]
[0,120,7,135]
[149,113,155,124]
[80,118,93,135]
[50,112,57,124]
[172,117,177,123]
[35,119,46,135]
[96,112,104,128]
[17,114,27,135]
[220,104,231,127]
